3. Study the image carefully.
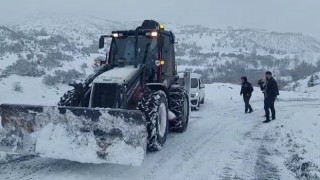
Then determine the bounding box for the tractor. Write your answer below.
[0,20,190,166]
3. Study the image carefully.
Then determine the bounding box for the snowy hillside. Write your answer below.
[11,15,131,46]
[1,83,320,179]
[175,26,320,55]
[285,72,320,93]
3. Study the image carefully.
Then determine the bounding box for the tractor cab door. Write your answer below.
[161,34,176,87]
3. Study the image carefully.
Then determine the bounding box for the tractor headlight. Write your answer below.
[155,60,165,66]
[146,31,158,37]
[112,33,123,38]
[151,32,158,37]
[155,60,160,66]
[191,93,199,97]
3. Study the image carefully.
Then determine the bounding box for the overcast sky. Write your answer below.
[1,0,320,38]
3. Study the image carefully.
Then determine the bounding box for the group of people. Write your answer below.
[240,71,279,123]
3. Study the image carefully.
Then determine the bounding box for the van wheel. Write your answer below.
[200,97,205,104]
[195,102,200,111]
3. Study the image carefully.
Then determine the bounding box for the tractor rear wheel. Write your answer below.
[169,87,189,132]
[139,90,169,151]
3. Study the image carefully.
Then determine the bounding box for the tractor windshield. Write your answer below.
[109,36,158,66]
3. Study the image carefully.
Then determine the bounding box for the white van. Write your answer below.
[178,72,205,110]
[190,73,205,110]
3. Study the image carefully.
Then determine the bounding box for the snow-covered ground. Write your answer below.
[0,75,71,105]
[1,83,319,179]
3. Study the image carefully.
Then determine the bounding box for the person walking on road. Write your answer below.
[258,71,279,123]
[240,76,254,114]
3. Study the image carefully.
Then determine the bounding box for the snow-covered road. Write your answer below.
[1,83,319,180]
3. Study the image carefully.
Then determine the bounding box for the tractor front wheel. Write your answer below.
[139,90,169,151]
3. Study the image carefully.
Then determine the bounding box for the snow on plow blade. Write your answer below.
[0,104,147,166]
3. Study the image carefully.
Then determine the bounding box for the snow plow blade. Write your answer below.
[0,104,147,166]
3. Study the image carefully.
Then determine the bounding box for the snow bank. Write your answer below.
[102,141,145,166]
[34,123,145,166]
[264,106,320,179]
[0,151,6,161]
[0,104,147,166]
[34,123,106,164]
[204,83,320,105]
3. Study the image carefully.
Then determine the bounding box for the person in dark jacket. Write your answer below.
[258,71,279,123]
[240,76,254,113]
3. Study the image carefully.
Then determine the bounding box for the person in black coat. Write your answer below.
[240,76,254,113]
[258,71,279,123]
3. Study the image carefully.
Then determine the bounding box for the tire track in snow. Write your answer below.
[139,99,253,180]
[170,100,262,179]
[219,100,282,180]
[0,155,78,180]
[140,100,228,180]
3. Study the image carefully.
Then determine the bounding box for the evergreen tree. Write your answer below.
[307,75,315,87]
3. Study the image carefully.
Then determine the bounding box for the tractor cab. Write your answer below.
[99,20,177,84]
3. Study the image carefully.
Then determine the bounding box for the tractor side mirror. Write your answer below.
[99,37,104,49]
[94,59,104,66]
[200,84,205,89]
[174,65,178,75]
[94,56,107,66]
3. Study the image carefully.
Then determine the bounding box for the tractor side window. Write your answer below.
[138,37,158,65]
[170,38,176,75]
[109,40,117,65]
[162,35,171,76]
[149,39,158,59]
